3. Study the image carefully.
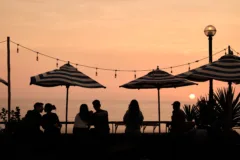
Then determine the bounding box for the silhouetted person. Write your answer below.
[171,101,186,134]
[23,102,44,135]
[123,99,144,135]
[42,103,61,135]
[91,100,110,135]
[73,104,93,135]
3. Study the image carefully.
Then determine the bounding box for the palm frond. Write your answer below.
[183,104,195,122]
[213,87,240,127]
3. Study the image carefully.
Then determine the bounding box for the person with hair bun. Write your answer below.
[42,103,61,135]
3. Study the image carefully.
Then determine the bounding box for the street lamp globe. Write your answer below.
[204,25,217,37]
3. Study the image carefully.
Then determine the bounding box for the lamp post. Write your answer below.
[204,25,217,104]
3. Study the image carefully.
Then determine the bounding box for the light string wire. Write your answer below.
[230,46,240,55]
[10,40,232,75]
[0,40,6,44]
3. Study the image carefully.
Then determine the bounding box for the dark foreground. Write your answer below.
[0,131,240,160]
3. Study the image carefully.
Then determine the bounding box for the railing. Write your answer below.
[59,121,171,133]
[1,121,240,134]
[0,121,171,133]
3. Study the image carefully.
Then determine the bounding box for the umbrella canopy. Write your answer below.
[177,51,240,130]
[30,63,106,88]
[0,77,8,86]
[120,66,197,89]
[30,62,106,133]
[177,53,240,83]
[120,66,197,133]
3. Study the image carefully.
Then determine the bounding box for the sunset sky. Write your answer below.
[0,0,240,106]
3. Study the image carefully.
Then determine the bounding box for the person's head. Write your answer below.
[79,104,90,121]
[129,99,140,113]
[172,101,181,110]
[92,99,101,111]
[44,103,56,113]
[34,102,44,113]
[80,104,89,114]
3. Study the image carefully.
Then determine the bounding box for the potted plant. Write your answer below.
[0,107,21,134]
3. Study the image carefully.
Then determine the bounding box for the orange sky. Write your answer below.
[0,0,240,103]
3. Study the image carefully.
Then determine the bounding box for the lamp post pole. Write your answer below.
[208,35,213,103]
[204,25,216,104]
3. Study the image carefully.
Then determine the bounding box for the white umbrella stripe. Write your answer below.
[40,73,97,82]
[190,68,240,77]
[34,78,103,87]
[46,70,92,77]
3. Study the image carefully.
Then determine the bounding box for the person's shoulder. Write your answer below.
[26,110,34,116]
[101,110,108,115]
[179,109,185,115]
[27,110,33,114]
[75,113,79,118]
[102,109,108,113]
[51,112,58,116]
[95,110,108,115]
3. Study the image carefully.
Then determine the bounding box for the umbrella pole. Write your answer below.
[227,82,232,130]
[7,37,11,123]
[65,86,69,134]
[157,88,161,133]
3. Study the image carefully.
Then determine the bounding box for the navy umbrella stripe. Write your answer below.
[177,54,240,83]
[0,77,8,86]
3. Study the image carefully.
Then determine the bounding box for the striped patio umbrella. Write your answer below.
[0,77,8,86]
[177,52,240,83]
[30,62,106,133]
[120,66,197,133]
[177,49,240,129]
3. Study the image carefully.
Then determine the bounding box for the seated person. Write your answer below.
[171,101,186,134]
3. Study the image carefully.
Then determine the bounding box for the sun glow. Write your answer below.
[189,94,196,100]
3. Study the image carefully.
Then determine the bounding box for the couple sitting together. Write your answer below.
[73,99,110,135]
[73,99,144,135]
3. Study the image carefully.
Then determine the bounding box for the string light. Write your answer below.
[9,40,234,77]
[95,68,98,76]
[134,70,136,79]
[188,63,190,71]
[56,59,59,68]
[36,52,39,61]
[0,40,6,44]
[17,44,19,53]
[115,70,117,78]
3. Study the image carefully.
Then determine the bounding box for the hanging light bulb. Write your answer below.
[134,70,136,79]
[171,67,173,73]
[56,59,59,68]
[95,68,98,76]
[115,70,117,78]
[17,44,19,53]
[188,63,191,71]
[36,52,39,61]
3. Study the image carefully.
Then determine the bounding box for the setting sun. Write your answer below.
[189,94,196,100]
